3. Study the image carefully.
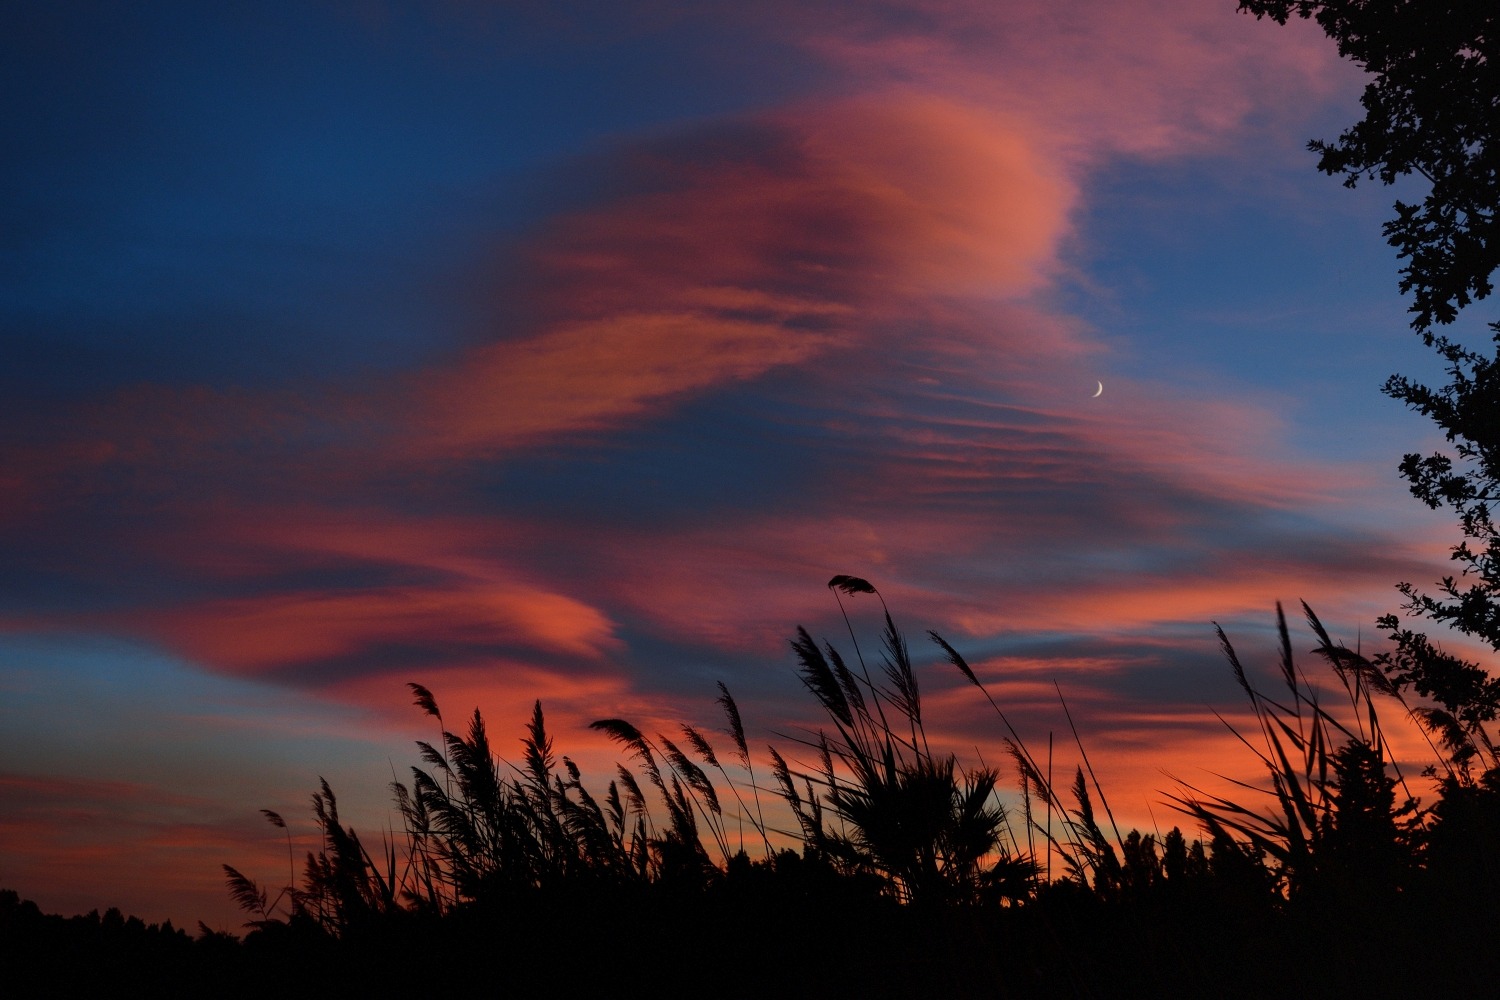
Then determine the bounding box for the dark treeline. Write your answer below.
[7,582,1499,998]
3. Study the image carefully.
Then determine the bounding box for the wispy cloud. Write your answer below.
[1,42,1426,699]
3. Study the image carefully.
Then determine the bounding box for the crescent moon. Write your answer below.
[1092,380,1103,398]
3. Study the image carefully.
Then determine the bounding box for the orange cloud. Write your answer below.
[119,507,623,678]
[147,583,617,675]
[398,93,1076,458]
[410,311,838,456]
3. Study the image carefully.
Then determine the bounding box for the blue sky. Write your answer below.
[0,0,1472,925]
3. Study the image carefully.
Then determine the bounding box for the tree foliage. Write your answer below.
[1240,1,1497,334]
[1241,2,1500,746]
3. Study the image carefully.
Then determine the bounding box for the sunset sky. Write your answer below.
[1,0,1477,928]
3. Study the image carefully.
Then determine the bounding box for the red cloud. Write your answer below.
[398,93,1075,459]
[114,508,623,677]
[146,583,618,675]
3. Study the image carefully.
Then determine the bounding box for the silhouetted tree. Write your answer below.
[1314,739,1415,902]
[1239,1,1500,770]
[1422,767,1500,902]
[1240,1,1496,332]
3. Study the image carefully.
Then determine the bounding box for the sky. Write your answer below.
[0,0,1480,928]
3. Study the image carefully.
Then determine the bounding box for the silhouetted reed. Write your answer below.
[205,584,1500,996]
[221,575,1197,927]
[1168,602,1423,904]
[782,603,1033,904]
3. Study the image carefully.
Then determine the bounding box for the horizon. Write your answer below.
[0,0,1481,930]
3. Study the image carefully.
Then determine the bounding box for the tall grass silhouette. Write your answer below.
[4,577,1488,994]
[208,579,1500,998]
[1168,602,1425,904]
[221,575,1227,927]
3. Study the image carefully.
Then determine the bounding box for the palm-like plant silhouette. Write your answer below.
[778,576,1036,903]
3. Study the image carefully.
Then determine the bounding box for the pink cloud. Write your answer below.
[399,93,1077,458]
[108,507,625,677]
[0,92,1082,490]
[778,0,1350,162]
[145,583,618,675]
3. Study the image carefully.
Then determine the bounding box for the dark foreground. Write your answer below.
[5,874,1495,1000]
